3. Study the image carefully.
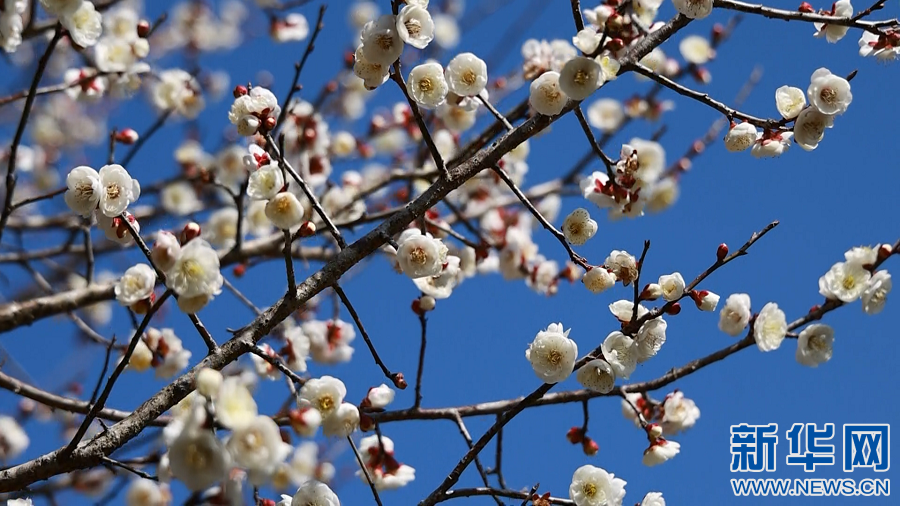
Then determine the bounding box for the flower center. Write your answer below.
[808,334,827,352]
[276,195,292,213]
[842,274,856,290]
[546,349,563,366]
[180,259,203,279]
[106,184,120,200]
[375,33,394,51]
[462,69,477,86]
[185,443,209,469]
[820,87,837,104]
[582,482,598,497]
[574,69,590,86]
[404,19,421,37]
[409,246,428,265]
[542,84,561,102]
[75,182,94,199]
[418,77,434,93]
[567,222,583,236]
[317,395,335,413]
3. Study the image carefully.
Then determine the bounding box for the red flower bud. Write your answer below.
[566,427,584,444]
[391,372,407,390]
[233,264,246,277]
[137,20,151,38]
[299,221,317,237]
[798,2,815,13]
[115,128,139,144]
[666,302,682,315]
[181,222,201,244]
[582,437,599,456]
[233,85,248,98]
[717,243,729,262]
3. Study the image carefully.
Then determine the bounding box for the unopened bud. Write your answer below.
[264,116,277,131]
[391,372,407,390]
[641,283,663,301]
[137,19,151,38]
[419,295,436,312]
[691,289,720,311]
[648,423,664,440]
[411,299,424,316]
[359,413,375,432]
[181,222,201,244]
[582,437,599,456]
[233,264,246,277]
[130,296,153,315]
[260,500,276,506]
[666,302,682,315]
[717,243,729,262]
[298,221,317,237]
[878,243,894,260]
[233,84,248,98]
[711,23,726,44]
[798,2,815,13]
[115,128,139,144]
[566,426,584,444]
[195,368,224,398]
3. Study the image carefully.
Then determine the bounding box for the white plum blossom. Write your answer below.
[152,69,205,118]
[845,245,878,266]
[658,273,684,301]
[361,14,404,66]
[353,44,390,90]
[858,30,900,60]
[862,270,891,315]
[166,238,223,302]
[300,376,346,418]
[396,229,447,279]
[694,290,719,311]
[814,0,853,43]
[445,52,488,97]
[167,425,231,491]
[568,464,627,506]
[115,264,156,307]
[303,319,355,365]
[609,300,649,323]
[161,182,202,216]
[230,86,281,135]
[635,318,667,362]
[775,86,806,120]
[796,324,835,367]
[643,439,680,466]
[407,62,448,108]
[272,13,309,42]
[793,107,834,151]
[754,302,787,352]
[573,27,602,54]
[146,328,192,379]
[151,231,181,272]
[661,391,700,434]
[216,376,258,430]
[40,0,80,16]
[125,479,169,506]
[641,492,666,506]
[601,331,637,379]
[61,1,103,48]
[413,255,462,299]
[64,165,101,217]
[605,250,638,286]
[290,481,340,506]
[396,4,434,49]
[583,267,616,294]
[724,122,758,152]
[322,402,360,437]
[0,415,29,460]
[526,322,578,383]
[195,368,223,398]
[366,384,395,409]
[243,161,282,200]
[356,435,416,490]
[576,359,616,393]
[562,208,598,245]
[587,98,625,133]
[751,131,792,158]
[97,164,140,217]
[672,0,713,19]
[719,293,752,336]
[227,415,292,485]
[679,35,714,64]
[807,68,852,115]
[559,56,602,101]
[529,71,568,116]
[266,192,306,230]
[819,261,871,302]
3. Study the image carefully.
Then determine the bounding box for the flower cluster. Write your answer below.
[230,85,281,136]
[152,230,225,314]
[725,67,852,156]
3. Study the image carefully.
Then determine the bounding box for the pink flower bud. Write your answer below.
[717,243,729,262]
[181,222,201,244]
[115,128,139,144]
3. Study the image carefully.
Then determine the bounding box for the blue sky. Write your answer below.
[1,0,899,505]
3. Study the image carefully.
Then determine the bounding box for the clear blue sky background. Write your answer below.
[1,0,899,505]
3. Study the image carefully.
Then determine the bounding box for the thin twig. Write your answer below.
[413,312,427,409]
[348,436,384,506]
[274,5,328,130]
[333,284,401,386]
[390,63,450,180]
